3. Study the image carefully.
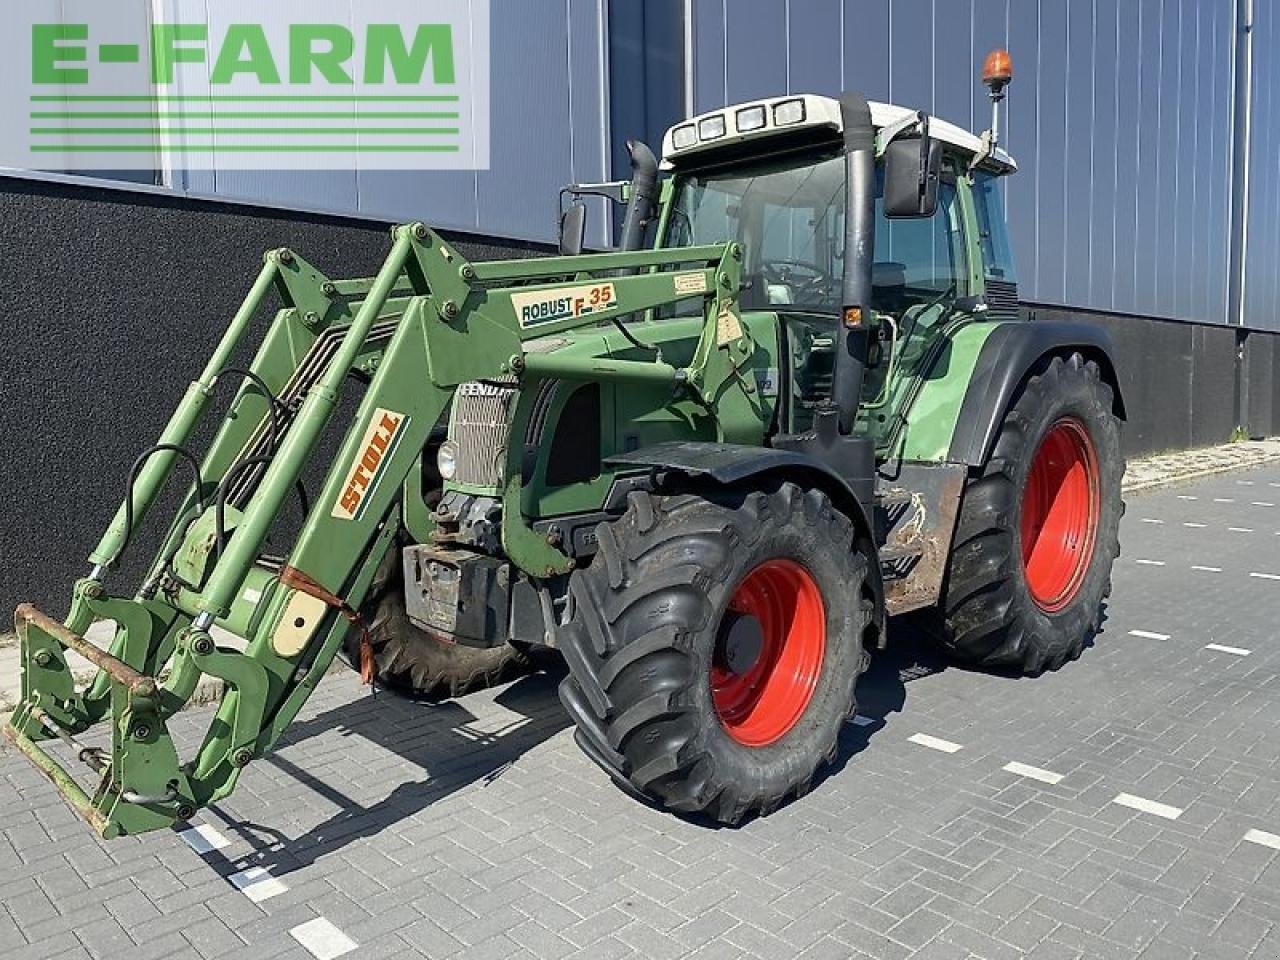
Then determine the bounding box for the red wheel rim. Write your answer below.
[1020,418,1100,612]
[711,559,826,747]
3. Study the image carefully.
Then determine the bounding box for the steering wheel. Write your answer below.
[759,259,833,301]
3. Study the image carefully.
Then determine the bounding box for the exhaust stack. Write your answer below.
[618,140,659,252]
[832,92,876,435]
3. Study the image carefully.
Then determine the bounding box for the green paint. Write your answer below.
[150,24,207,85]
[98,44,140,65]
[364,25,455,85]
[893,320,1002,462]
[33,144,459,153]
[33,127,459,135]
[210,25,282,85]
[289,25,355,84]
[31,24,89,84]
[30,95,460,102]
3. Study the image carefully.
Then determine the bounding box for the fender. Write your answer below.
[946,320,1126,466]
[605,440,876,545]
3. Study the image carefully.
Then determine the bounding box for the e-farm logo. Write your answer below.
[4,1,490,171]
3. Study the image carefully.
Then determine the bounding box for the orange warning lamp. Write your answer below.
[982,49,1013,94]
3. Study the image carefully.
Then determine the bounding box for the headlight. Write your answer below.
[698,114,726,140]
[437,440,458,480]
[671,124,697,150]
[773,99,806,126]
[735,105,766,132]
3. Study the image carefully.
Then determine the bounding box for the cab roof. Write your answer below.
[660,94,1016,174]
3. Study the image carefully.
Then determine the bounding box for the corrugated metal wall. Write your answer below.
[1245,1,1280,330]
[173,0,612,248]
[685,0,1246,328]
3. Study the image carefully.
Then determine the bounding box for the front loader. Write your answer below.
[6,51,1124,836]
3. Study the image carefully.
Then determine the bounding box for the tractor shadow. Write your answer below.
[192,609,1104,869]
[196,662,574,881]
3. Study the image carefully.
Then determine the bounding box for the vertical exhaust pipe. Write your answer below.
[618,140,659,252]
[832,93,877,435]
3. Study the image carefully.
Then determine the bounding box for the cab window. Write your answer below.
[665,149,966,315]
[971,171,1017,282]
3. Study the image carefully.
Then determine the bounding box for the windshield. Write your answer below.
[666,149,963,315]
[667,150,846,312]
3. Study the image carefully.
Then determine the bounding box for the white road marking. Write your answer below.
[1214,498,1235,503]
[1113,793,1183,820]
[1139,518,1164,524]
[1183,522,1207,528]
[1249,572,1280,581]
[1238,480,1256,486]
[229,866,288,903]
[290,918,357,960]
[1003,761,1065,785]
[1176,495,1198,500]
[1244,829,1280,850]
[1229,527,1254,533]
[1134,559,1166,566]
[178,824,230,855]
[1271,482,1280,488]
[1191,565,1223,572]
[1252,501,1276,507]
[1129,630,1171,641]
[1205,643,1252,657]
[908,733,963,754]
[851,715,875,727]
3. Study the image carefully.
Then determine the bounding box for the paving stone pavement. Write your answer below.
[1,463,1279,959]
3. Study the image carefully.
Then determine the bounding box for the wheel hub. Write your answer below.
[711,558,826,747]
[1020,417,1101,612]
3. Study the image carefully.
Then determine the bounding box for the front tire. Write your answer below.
[558,483,875,824]
[348,543,532,699]
[939,353,1123,673]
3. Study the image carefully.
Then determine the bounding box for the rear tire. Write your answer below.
[939,353,1122,674]
[348,543,532,699]
[558,483,875,824]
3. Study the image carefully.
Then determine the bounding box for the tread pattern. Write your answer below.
[347,542,531,699]
[940,353,1124,674]
[559,483,874,824]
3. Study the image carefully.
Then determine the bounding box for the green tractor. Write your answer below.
[5,52,1122,836]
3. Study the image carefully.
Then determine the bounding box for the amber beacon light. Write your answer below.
[982,48,1013,92]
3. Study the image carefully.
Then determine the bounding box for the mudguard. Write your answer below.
[605,440,876,543]
[946,320,1125,466]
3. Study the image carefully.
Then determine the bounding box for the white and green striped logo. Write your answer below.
[7,1,489,170]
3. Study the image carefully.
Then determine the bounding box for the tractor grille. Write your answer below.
[984,279,1020,321]
[448,336,571,488]
[451,378,519,487]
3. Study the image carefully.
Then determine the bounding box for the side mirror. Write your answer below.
[558,201,587,255]
[883,134,942,219]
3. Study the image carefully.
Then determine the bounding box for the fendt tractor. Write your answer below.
[6,51,1123,836]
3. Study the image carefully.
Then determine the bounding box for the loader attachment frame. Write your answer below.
[5,222,746,837]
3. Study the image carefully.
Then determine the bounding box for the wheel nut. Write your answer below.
[232,749,253,767]
[33,651,52,667]
[131,724,152,741]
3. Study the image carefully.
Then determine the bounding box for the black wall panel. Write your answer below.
[1,177,1276,618]
[0,178,547,617]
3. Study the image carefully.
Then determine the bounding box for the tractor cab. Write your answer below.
[655,95,1020,446]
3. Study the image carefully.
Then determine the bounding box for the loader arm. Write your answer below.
[5,222,747,837]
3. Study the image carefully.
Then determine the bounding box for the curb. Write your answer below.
[1123,454,1280,494]
[1121,442,1280,495]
